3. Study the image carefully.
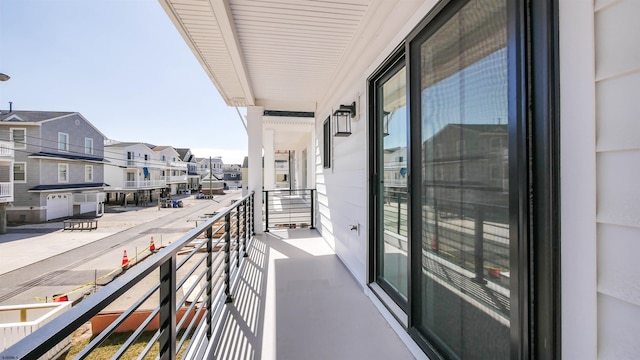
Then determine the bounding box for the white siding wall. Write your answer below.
[594,1,640,359]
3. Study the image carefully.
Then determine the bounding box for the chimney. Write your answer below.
[9,102,12,112]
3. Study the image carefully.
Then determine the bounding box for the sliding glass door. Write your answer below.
[411,0,510,357]
[371,55,409,308]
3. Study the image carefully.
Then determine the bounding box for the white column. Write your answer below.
[263,129,276,190]
[247,106,264,233]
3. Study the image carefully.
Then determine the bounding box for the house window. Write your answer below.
[85,165,93,182]
[127,151,134,166]
[85,138,94,155]
[58,133,69,152]
[144,154,149,161]
[13,162,26,182]
[58,163,69,182]
[10,128,26,149]
[323,116,331,169]
[162,155,166,161]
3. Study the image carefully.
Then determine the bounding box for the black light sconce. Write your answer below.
[333,101,356,137]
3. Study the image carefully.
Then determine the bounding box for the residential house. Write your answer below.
[222,163,242,190]
[8,1,636,359]
[155,0,628,358]
[152,146,188,195]
[175,148,199,192]
[0,111,106,222]
[104,142,166,205]
[0,136,14,233]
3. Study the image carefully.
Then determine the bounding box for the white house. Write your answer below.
[156,0,635,358]
[152,146,188,195]
[104,142,166,205]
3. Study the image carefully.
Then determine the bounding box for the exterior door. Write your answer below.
[46,193,70,220]
[371,55,409,309]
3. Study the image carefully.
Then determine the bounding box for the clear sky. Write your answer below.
[0,0,248,164]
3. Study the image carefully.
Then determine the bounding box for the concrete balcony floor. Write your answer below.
[210,229,415,360]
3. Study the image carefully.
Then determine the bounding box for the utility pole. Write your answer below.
[209,156,213,200]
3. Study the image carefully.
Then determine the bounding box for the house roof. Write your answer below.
[29,183,107,192]
[105,142,156,149]
[0,110,75,122]
[29,151,107,163]
[152,145,172,151]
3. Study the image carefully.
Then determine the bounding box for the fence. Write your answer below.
[263,189,316,231]
[1,192,256,359]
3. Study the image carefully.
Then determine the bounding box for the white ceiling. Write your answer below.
[160,0,373,111]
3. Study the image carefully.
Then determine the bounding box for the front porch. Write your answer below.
[211,229,415,359]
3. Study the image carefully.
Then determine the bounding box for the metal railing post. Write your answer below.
[473,206,486,284]
[310,189,316,229]
[236,207,241,268]
[250,194,255,235]
[397,191,402,234]
[243,200,249,257]
[206,226,213,339]
[159,256,177,360]
[224,212,233,303]
[264,191,270,232]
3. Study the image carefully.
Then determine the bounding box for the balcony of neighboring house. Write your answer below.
[1,192,417,360]
[123,179,167,189]
[0,140,14,203]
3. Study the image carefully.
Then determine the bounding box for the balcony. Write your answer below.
[0,182,12,203]
[123,179,167,189]
[0,141,14,158]
[1,192,416,359]
[165,175,187,183]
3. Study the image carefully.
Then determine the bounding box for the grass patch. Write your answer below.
[64,326,191,360]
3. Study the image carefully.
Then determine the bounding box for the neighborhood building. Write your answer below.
[0,110,106,223]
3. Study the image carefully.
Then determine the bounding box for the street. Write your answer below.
[0,191,242,306]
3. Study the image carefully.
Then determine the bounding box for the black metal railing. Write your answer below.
[1,192,256,360]
[263,189,315,231]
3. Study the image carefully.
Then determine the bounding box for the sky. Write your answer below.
[0,0,248,164]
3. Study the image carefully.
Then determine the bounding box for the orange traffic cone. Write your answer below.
[122,250,129,267]
[150,237,156,252]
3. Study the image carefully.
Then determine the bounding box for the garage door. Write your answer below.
[46,193,71,221]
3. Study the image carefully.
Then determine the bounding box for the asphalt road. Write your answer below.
[0,191,241,306]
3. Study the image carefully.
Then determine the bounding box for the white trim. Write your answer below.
[13,161,26,183]
[84,137,94,155]
[559,1,598,359]
[9,127,27,150]
[58,163,69,183]
[85,165,93,182]
[58,132,69,152]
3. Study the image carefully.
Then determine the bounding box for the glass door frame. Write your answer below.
[368,49,410,313]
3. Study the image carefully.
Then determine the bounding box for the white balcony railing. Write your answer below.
[168,161,188,170]
[166,175,187,183]
[0,302,72,359]
[72,193,106,203]
[0,141,14,158]
[0,182,12,200]
[123,179,167,189]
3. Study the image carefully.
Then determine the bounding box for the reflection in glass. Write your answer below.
[378,66,408,300]
[418,0,509,358]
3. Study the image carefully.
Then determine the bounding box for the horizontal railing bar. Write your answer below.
[176,254,209,290]
[178,298,208,353]
[76,280,161,358]
[177,267,208,310]
[112,307,160,359]
[136,328,160,360]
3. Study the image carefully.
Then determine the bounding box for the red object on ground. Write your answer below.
[150,237,156,252]
[53,294,68,302]
[122,250,129,266]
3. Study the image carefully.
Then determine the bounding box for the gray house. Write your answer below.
[0,110,107,223]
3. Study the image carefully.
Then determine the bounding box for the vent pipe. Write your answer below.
[9,102,12,112]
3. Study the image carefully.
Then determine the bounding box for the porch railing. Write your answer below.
[0,182,12,199]
[123,179,167,189]
[1,192,256,360]
[263,189,315,231]
[0,141,13,158]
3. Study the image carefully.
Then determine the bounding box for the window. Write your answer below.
[10,128,26,149]
[162,155,166,161]
[127,151,134,166]
[144,154,149,161]
[323,117,331,169]
[85,165,93,182]
[13,162,26,182]
[85,138,94,155]
[58,133,69,152]
[58,164,69,182]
